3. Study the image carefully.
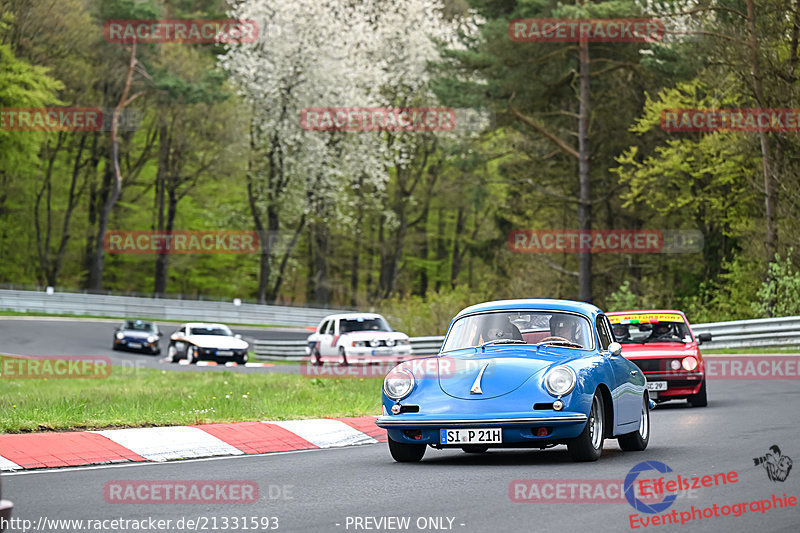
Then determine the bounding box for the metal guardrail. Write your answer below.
[251,317,800,360]
[0,289,344,327]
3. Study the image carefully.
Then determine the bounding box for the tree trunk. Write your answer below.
[577,32,592,303]
[153,119,170,296]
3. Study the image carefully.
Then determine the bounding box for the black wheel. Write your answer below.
[568,391,605,462]
[112,343,119,351]
[462,445,489,454]
[168,345,179,362]
[186,345,198,364]
[388,436,426,462]
[312,346,322,366]
[688,380,707,407]
[236,352,248,365]
[618,395,650,451]
[338,346,349,366]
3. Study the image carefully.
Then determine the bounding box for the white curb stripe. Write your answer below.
[94,426,244,462]
[269,419,377,448]
[0,455,21,471]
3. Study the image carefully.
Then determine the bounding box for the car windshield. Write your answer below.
[190,326,233,336]
[123,321,155,332]
[340,317,391,333]
[441,311,594,352]
[609,314,692,344]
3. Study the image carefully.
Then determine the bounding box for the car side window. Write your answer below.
[319,321,329,334]
[596,315,612,351]
[324,321,334,335]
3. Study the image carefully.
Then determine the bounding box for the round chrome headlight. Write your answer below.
[370,338,381,348]
[670,359,681,370]
[384,368,414,400]
[147,336,157,343]
[115,332,124,340]
[385,338,396,347]
[544,366,577,397]
[682,356,698,371]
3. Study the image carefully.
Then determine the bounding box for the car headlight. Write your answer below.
[682,356,698,371]
[384,368,414,400]
[670,359,681,370]
[398,338,410,345]
[385,338,396,347]
[352,341,367,347]
[544,366,577,397]
[115,332,124,340]
[147,336,157,344]
[369,338,381,347]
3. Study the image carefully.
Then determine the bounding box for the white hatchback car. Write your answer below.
[306,313,411,365]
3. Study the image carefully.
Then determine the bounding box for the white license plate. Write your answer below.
[128,342,142,349]
[439,428,502,445]
[372,349,392,355]
[647,381,667,391]
[217,350,233,356]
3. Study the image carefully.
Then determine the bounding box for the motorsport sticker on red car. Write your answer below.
[609,313,685,324]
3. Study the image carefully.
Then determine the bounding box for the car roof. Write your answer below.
[454,299,602,320]
[606,309,686,316]
[319,313,386,322]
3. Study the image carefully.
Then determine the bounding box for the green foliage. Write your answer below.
[752,250,800,318]
[606,281,638,312]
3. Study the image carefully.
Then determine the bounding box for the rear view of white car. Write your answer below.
[307,313,411,365]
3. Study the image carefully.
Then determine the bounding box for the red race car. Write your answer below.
[606,310,712,407]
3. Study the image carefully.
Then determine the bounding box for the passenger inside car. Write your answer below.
[480,314,523,342]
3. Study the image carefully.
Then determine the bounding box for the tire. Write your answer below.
[462,445,489,454]
[312,346,322,366]
[168,345,179,363]
[618,395,650,451]
[388,436,426,462]
[568,392,605,462]
[338,346,349,367]
[112,343,119,351]
[236,352,248,365]
[186,345,198,364]
[688,379,708,407]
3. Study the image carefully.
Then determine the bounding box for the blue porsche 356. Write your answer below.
[376,299,650,462]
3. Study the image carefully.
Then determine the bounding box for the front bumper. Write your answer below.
[195,349,248,362]
[646,371,704,399]
[115,338,159,352]
[376,412,588,446]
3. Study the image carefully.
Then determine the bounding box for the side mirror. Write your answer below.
[608,342,622,356]
[157,331,163,337]
[697,333,712,344]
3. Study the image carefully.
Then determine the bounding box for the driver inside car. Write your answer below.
[648,322,678,341]
[612,323,630,342]
[543,315,581,344]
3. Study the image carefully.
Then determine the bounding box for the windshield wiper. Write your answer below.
[536,340,583,349]
[479,339,526,350]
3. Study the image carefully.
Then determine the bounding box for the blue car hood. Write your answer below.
[437,349,575,400]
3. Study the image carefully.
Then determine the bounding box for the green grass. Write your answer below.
[702,346,800,354]
[0,365,382,433]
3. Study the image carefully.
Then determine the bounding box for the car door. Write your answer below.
[319,320,335,356]
[597,314,641,427]
[171,325,189,357]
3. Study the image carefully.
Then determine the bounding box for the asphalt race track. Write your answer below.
[2,318,799,532]
[3,380,800,532]
[0,317,310,374]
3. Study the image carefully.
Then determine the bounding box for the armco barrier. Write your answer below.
[0,289,344,327]
[252,317,800,360]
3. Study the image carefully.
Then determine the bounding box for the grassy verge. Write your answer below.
[0,365,381,433]
[702,346,800,354]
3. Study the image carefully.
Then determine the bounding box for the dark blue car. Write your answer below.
[376,299,651,462]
